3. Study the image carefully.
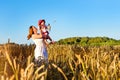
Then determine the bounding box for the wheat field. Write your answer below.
[0,43,120,80]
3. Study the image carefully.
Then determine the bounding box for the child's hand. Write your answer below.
[47,24,51,31]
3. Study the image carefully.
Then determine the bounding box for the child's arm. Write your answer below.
[47,24,51,31]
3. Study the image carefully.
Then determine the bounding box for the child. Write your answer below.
[38,19,54,45]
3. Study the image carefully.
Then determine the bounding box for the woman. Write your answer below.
[27,25,48,65]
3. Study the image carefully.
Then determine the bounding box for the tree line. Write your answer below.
[57,37,120,46]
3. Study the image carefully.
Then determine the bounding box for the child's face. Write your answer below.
[41,21,45,26]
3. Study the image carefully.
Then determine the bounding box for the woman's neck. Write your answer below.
[34,32,37,34]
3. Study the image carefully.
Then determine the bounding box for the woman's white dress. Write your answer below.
[32,38,48,60]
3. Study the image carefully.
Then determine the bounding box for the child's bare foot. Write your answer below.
[50,41,55,44]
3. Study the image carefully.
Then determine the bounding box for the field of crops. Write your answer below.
[0,43,120,80]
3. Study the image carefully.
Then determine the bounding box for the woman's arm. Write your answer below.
[32,33,42,39]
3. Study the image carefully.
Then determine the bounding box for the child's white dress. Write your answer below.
[32,38,48,60]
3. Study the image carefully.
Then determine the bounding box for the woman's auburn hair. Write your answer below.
[27,26,34,40]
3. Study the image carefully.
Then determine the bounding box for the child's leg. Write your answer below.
[47,35,55,44]
[47,35,52,41]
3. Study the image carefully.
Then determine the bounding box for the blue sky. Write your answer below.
[0,0,120,44]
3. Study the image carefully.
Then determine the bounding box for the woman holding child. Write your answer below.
[27,25,48,65]
[27,19,54,66]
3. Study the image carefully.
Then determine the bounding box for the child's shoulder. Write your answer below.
[45,25,47,28]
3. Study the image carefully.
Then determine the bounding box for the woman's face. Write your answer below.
[32,26,38,33]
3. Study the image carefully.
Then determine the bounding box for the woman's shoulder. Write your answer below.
[31,33,42,39]
[31,34,35,39]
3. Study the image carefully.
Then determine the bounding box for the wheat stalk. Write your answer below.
[3,62,7,76]
[9,75,15,80]
[51,63,68,80]
[24,62,34,78]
